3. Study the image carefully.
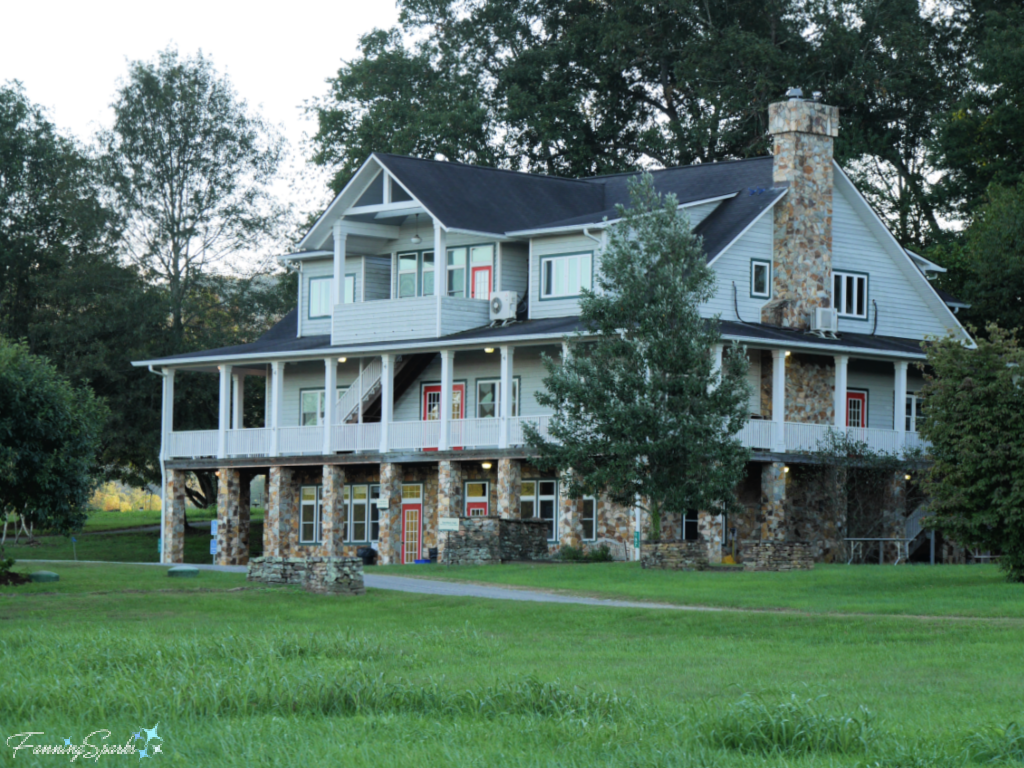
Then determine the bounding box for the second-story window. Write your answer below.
[751,260,771,298]
[398,254,418,298]
[476,378,519,418]
[541,252,592,299]
[309,276,331,318]
[834,271,868,319]
[447,248,466,297]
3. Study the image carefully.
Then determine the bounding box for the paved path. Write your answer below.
[20,560,719,611]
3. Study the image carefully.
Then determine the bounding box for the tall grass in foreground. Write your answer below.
[3,627,1022,767]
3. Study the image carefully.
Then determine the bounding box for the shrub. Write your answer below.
[586,544,613,562]
[559,545,584,561]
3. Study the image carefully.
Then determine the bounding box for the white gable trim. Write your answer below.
[705,189,787,267]
[832,163,974,347]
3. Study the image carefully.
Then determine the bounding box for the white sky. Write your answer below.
[0,0,401,218]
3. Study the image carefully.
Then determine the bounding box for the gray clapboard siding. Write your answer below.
[685,200,722,228]
[393,345,559,421]
[363,256,391,300]
[300,259,334,337]
[439,296,491,336]
[529,234,601,320]
[846,364,924,431]
[701,213,774,321]
[331,295,490,346]
[833,187,950,339]
[343,257,361,303]
[281,360,360,427]
[499,242,529,297]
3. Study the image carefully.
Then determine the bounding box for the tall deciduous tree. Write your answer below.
[919,326,1024,581]
[100,47,289,348]
[0,338,108,552]
[525,175,751,539]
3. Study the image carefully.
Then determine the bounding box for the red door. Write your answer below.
[401,503,422,564]
[847,391,868,428]
[423,383,465,450]
[471,266,492,299]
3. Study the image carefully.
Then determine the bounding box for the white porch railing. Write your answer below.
[509,415,554,445]
[784,422,832,453]
[332,422,382,453]
[390,420,441,452]
[278,426,323,456]
[904,431,930,453]
[167,429,217,458]
[449,418,501,449]
[226,428,272,458]
[736,420,777,451]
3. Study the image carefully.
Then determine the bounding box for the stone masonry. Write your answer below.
[163,469,186,564]
[760,351,836,425]
[763,97,839,330]
[761,462,788,540]
[443,517,550,565]
[321,465,347,558]
[376,462,403,564]
[698,510,725,564]
[742,541,814,571]
[265,466,297,558]
[216,468,250,566]
[247,556,365,595]
[497,458,521,519]
[640,541,709,571]
[557,471,582,549]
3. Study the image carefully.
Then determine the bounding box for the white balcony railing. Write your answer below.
[165,420,929,460]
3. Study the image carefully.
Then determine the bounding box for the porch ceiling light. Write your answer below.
[783,466,790,473]
[905,474,912,481]
[338,357,347,363]
[411,213,422,245]
[484,347,495,353]
[784,351,791,357]
[481,462,493,470]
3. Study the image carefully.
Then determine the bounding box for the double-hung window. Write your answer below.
[398,251,436,298]
[833,272,868,319]
[541,252,592,299]
[369,485,380,541]
[344,274,356,304]
[447,248,467,297]
[309,276,331,318]
[521,479,557,540]
[348,485,370,542]
[906,393,924,433]
[581,496,597,541]
[300,387,346,427]
[299,486,323,543]
[751,260,771,299]
[476,378,519,419]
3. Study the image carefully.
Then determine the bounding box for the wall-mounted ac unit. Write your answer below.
[489,291,519,322]
[811,307,839,337]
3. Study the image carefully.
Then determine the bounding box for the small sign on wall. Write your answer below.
[438,517,460,532]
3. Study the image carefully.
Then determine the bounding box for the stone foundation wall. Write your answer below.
[640,541,709,571]
[247,556,365,595]
[163,469,186,564]
[742,541,814,571]
[443,517,551,565]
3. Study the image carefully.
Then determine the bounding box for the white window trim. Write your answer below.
[833,271,869,319]
[540,252,593,299]
[475,377,520,419]
[464,480,490,515]
[906,393,923,433]
[522,478,558,541]
[308,276,332,319]
[750,260,771,299]
[581,495,597,541]
[299,387,347,427]
[299,485,323,544]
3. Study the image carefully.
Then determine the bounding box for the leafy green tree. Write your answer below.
[525,175,751,540]
[919,325,1024,581]
[100,47,289,348]
[0,82,166,487]
[0,338,108,554]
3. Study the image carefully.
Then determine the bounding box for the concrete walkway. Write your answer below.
[20,560,720,612]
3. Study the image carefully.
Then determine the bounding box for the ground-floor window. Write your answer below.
[369,485,380,541]
[906,393,923,432]
[300,485,323,543]
[581,496,597,541]
[465,481,489,515]
[682,511,699,542]
[522,479,557,540]
[348,485,370,542]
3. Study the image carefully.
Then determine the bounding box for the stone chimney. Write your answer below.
[761,89,839,329]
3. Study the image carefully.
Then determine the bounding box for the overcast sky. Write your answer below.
[1,0,400,214]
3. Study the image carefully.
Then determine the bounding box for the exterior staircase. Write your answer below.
[334,353,437,424]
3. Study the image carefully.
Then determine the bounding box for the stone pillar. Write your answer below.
[436,460,463,563]
[698,509,725,564]
[321,465,347,557]
[557,473,581,548]
[882,471,907,564]
[497,458,521,519]
[265,466,297,558]
[216,469,250,566]
[376,462,403,564]
[760,462,788,541]
[763,94,839,329]
[163,469,187,564]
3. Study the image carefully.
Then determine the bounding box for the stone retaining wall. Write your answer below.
[247,556,365,595]
[741,541,814,571]
[640,541,709,571]
[443,517,550,565]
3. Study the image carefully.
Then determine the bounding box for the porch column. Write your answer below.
[216,468,250,566]
[333,222,346,307]
[557,472,581,548]
[270,361,284,457]
[436,460,463,563]
[761,462,787,541]
[711,343,724,385]
[265,466,296,558]
[162,469,186,564]
[698,509,725,564]
[264,366,271,428]
[834,354,849,430]
[439,349,453,451]
[161,368,175,459]
[232,373,245,430]
[218,364,232,459]
[497,458,521,519]
[771,349,787,453]
[379,353,394,453]
[894,360,908,449]
[499,345,514,448]
[377,462,403,564]
[323,356,337,455]
[321,465,347,557]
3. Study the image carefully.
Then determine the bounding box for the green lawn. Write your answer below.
[6,522,264,564]
[2,562,1023,767]
[376,561,1024,619]
[77,507,265,532]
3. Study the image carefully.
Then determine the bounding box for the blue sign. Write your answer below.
[209,539,218,555]
[210,520,218,537]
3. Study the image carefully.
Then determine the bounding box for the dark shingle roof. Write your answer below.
[934,287,970,308]
[695,186,786,262]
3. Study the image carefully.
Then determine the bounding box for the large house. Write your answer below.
[134,93,970,567]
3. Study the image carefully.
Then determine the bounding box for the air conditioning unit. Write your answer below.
[811,307,839,337]
[489,291,518,323]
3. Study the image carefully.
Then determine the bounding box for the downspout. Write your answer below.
[147,365,167,565]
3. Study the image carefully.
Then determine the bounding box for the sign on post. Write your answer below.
[210,520,218,559]
[438,517,460,532]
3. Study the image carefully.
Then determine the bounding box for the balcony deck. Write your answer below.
[166,418,928,462]
[331,295,491,345]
